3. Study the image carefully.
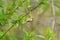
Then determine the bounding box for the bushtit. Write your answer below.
[27,18,33,22]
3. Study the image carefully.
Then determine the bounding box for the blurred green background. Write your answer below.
[0,0,60,40]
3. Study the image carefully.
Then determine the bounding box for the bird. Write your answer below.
[26,18,33,22]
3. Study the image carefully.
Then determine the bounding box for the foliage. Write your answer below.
[0,31,4,37]
[0,0,59,40]
[26,0,31,8]
[36,27,56,40]
[0,9,7,26]
[44,27,56,40]
[23,31,35,40]
[0,0,4,7]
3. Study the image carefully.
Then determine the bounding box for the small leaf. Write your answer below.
[24,31,29,37]
[36,35,45,39]
[0,9,7,26]
[0,0,4,7]
[19,0,23,7]
[7,3,13,11]
[12,1,16,8]
[26,0,31,8]
[0,31,4,37]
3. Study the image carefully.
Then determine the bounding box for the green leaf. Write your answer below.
[7,3,13,11]
[0,31,4,37]
[0,9,7,26]
[24,31,29,37]
[0,0,4,7]
[19,0,23,7]
[43,27,56,40]
[23,31,35,40]
[2,34,10,40]
[18,0,24,11]
[19,14,28,27]
[26,0,31,8]
[36,35,45,39]
[43,0,49,4]
[12,1,16,9]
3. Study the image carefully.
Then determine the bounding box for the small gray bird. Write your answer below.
[27,18,33,22]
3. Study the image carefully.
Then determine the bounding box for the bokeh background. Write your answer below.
[0,0,60,40]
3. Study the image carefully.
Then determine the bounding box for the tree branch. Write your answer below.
[50,0,55,32]
[0,1,44,39]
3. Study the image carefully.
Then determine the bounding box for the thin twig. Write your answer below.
[50,0,55,32]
